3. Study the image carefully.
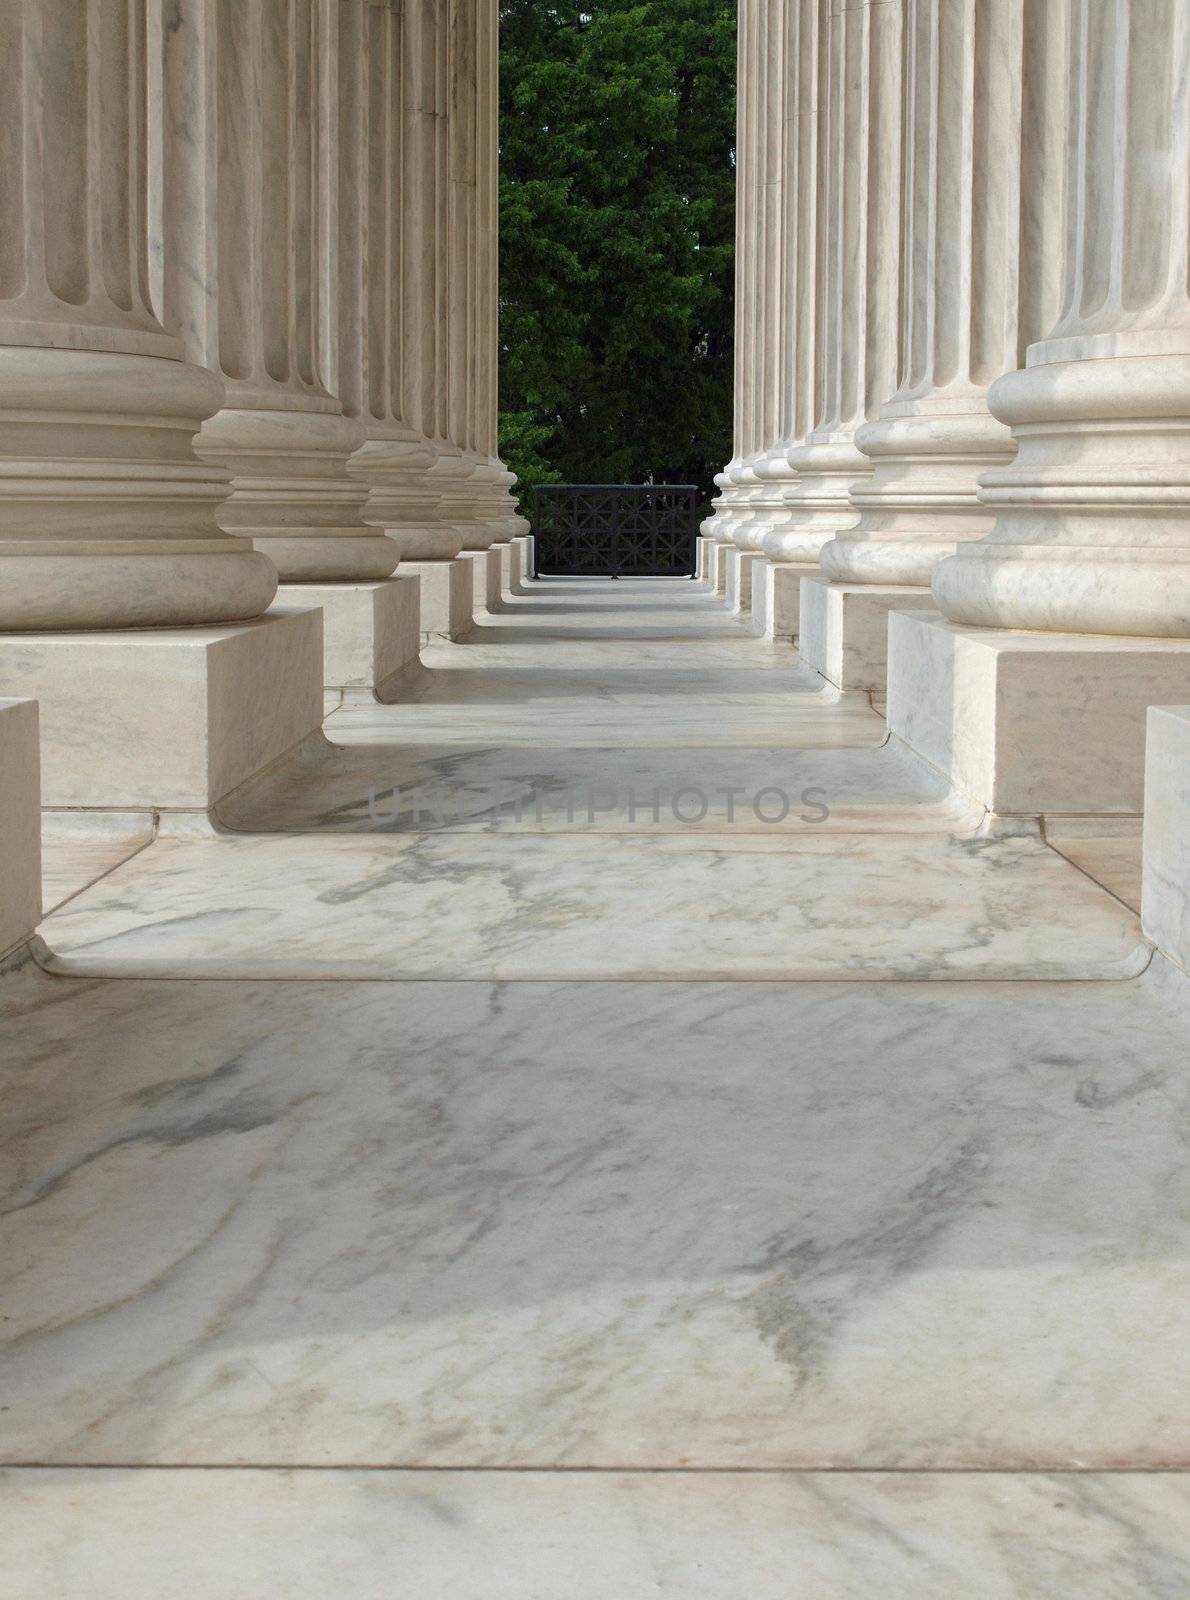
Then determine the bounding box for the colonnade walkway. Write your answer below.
[3,574,1190,1592]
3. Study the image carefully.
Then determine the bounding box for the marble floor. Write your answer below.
[4,576,1188,1595]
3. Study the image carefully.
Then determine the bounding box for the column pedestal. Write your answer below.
[0,699,41,959]
[0,612,323,812]
[725,549,759,615]
[1142,706,1190,976]
[459,548,503,616]
[276,578,420,703]
[886,611,1190,816]
[494,543,514,601]
[751,559,818,642]
[403,559,474,640]
[800,576,936,694]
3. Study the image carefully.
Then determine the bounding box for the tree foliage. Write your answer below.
[498,0,736,510]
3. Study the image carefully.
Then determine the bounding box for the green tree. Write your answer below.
[498,0,736,514]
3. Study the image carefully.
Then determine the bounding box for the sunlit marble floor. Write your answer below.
[5,575,1188,1594]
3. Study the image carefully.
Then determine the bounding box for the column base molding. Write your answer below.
[275,577,420,702]
[0,610,324,811]
[887,610,1190,815]
[751,559,818,642]
[800,576,936,695]
[0,699,41,957]
[401,558,475,640]
[725,548,759,615]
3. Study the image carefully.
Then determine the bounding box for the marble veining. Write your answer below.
[1,962,1188,1467]
[2,1470,1189,1598]
[35,828,1147,982]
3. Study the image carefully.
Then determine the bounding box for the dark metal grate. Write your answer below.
[531,484,698,577]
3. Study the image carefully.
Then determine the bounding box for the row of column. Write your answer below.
[0,0,523,634]
[709,0,1190,644]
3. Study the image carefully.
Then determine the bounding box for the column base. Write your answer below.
[887,610,1190,814]
[800,576,936,693]
[401,558,474,640]
[458,548,503,616]
[495,542,514,600]
[1142,706,1190,975]
[276,577,420,702]
[752,560,818,641]
[0,699,41,957]
[725,548,759,614]
[510,536,534,593]
[0,610,323,811]
[708,540,732,597]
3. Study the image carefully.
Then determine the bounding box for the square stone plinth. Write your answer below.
[725,548,758,614]
[707,540,732,597]
[458,548,503,616]
[800,577,936,693]
[0,609,323,811]
[494,542,513,600]
[509,536,532,594]
[0,698,41,955]
[887,610,1190,816]
[401,558,474,640]
[277,577,419,701]
[695,536,711,582]
[1142,706,1190,974]
[753,559,818,642]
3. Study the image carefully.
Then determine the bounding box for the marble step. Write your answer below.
[37,827,1146,981]
[4,1468,1188,1598]
[2,964,1187,1469]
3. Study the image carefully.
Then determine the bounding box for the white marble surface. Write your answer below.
[1,960,1188,1467]
[2,1468,1189,1598]
[887,610,1190,815]
[1142,706,1190,973]
[0,700,40,956]
[401,558,475,640]
[40,812,156,913]
[273,577,420,697]
[799,576,936,694]
[0,610,324,810]
[216,733,980,835]
[35,826,1147,981]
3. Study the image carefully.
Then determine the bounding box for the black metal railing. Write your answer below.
[531,484,699,578]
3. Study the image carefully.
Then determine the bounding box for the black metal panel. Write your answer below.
[531,484,698,577]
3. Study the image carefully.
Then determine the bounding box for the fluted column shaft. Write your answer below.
[763,0,902,564]
[157,0,397,583]
[702,0,762,542]
[0,0,275,629]
[824,0,1066,586]
[471,0,528,542]
[934,0,1190,636]
[737,0,806,553]
[329,0,444,563]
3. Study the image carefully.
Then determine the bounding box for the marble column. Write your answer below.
[0,0,321,808]
[699,0,761,595]
[157,0,397,591]
[316,0,423,696]
[772,0,902,683]
[394,0,475,637]
[891,0,1190,814]
[810,0,1065,693]
[746,0,820,640]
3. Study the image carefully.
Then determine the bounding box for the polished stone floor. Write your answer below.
[4,576,1188,1595]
